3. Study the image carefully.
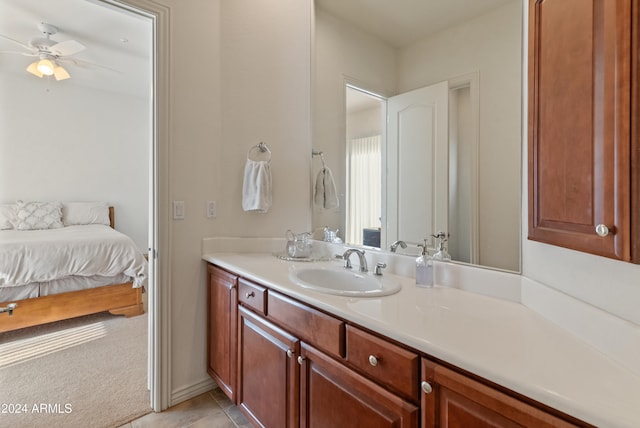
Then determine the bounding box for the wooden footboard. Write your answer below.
[0,282,144,333]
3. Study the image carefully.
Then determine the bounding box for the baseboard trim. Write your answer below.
[171,377,218,406]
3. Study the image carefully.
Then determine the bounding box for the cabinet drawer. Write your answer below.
[238,278,267,315]
[346,324,419,403]
[267,290,344,359]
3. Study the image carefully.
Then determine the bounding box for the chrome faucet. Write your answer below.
[390,240,407,252]
[0,303,17,316]
[342,248,368,272]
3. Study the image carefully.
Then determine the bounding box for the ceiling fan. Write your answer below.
[0,22,88,81]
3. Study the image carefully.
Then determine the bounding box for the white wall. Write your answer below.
[0,72,149,251]
[160,0,312,400]
[398,1,522,271]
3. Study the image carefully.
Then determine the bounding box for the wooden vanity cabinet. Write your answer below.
[237,306,299,428]
[299,343,419,428]
[528,0,640,263]
[345,324,420,403]
[421,359,583,428]
[206,264,238,402]
[207,263,589,428]
[236,285,417,428]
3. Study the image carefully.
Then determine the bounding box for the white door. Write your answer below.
[386,81,449,250]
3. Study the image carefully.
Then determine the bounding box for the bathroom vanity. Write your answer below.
[202,252,640,428]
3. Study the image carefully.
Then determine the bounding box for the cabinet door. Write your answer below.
[421,359,580,428]
[207,264,238,401]
[300,343,418,428]
[238,306,299,428]
[528,0,634,261]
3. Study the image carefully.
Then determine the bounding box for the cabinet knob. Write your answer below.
[286,349,294,358]
[245,291,255,298]
[368,355,379,366]
[595,224,610,237]
[421,381,433,395]
[297,356,306,365]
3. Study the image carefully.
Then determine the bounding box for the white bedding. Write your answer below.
[0,225,147,289]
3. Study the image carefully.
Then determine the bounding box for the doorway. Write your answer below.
[345,85,385,247]
[345,76,478,259]
[0,0,164,416]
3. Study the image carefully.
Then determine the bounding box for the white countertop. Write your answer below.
[202,252,640,428]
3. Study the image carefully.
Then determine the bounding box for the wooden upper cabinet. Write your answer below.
[528,0,639,263]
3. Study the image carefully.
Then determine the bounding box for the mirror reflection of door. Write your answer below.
[387,81,449,254]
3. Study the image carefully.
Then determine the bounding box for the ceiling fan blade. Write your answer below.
[0,50,37,57]
[50,39,86,57]
[0,33,33,52]
[59,56,122,73]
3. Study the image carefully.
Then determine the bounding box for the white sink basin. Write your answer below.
[290,266,401,297]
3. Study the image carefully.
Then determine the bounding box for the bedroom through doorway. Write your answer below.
[0,0,158,421]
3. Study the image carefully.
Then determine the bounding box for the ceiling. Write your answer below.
[320,0,516,113]
[316,0,514,48]
[0,0,151,98]
[0,0,512,99]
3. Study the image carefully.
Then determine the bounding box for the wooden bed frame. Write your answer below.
[0,206,145,333]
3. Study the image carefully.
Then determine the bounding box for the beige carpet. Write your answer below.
[0,312,151,428]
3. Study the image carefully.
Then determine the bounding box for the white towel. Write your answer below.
[242,159,272,213]
[314,166,339,209]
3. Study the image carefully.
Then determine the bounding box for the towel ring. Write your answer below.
[248,142,272,161]
[312,149,326,168]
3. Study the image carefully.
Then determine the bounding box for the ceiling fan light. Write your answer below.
[26,62,44,78]
[53,66,70,81]
[36,58,55,76]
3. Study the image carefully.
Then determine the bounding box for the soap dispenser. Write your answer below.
[415,239,434,288]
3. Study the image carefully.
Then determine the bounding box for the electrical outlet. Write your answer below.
[173,201,185,220]
[206,201,217,218]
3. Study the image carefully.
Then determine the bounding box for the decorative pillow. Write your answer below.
[0,204,16,230]
[13,201,64,231]
[62,202,110,226]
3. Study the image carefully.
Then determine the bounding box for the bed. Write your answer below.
[0,201,147,333]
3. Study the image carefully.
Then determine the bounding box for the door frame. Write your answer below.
[448,71,480,264]
[100,0,171,412]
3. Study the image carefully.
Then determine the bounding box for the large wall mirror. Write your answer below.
[311,0,522,272]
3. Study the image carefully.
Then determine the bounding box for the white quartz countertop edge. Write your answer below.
[202,252,640,428]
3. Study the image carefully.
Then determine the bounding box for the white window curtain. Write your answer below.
[346,135,382,245]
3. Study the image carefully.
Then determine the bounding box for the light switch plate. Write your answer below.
[173,201,185,220]
[206,201,217,218]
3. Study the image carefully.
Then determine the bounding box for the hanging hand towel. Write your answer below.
[314,166,339,210]
[242,158,272,213]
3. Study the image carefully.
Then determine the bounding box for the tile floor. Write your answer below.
[119,388,252,428]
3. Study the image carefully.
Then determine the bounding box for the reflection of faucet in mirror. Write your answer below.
[431,232,451,261]
[390,240,407,253]
[0,302,17,316]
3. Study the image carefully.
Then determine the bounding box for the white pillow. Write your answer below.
[13,201,64,230]
[62,202,111,226]
[0,204,16,230]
